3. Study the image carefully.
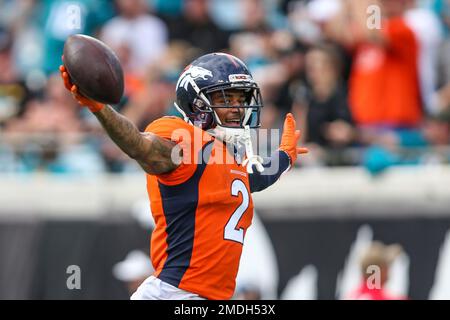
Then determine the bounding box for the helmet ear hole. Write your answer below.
[188,110,215,130]
[192,98,207,112]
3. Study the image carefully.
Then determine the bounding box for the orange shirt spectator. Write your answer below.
[349,17,422,128]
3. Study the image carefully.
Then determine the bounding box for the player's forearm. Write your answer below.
[93,105,179,175]
[93,105,147,160]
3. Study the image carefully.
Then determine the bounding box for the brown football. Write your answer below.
[63,34,124,104]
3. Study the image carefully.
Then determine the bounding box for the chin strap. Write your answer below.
[209,125,265,174]
[241,125,264,174]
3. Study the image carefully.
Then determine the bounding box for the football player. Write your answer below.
[60,52,307,300]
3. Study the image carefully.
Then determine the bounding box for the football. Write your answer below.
[63,34,124,105]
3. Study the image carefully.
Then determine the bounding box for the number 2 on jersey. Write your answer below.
[224,180,249,244]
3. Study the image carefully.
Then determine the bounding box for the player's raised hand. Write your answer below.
[59,62,104,113]
[279,113,308,165]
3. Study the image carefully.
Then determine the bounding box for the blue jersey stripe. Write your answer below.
[158,140,213,287]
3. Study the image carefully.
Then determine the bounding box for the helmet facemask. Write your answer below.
[197,84,265,173]
[205,85,263,131]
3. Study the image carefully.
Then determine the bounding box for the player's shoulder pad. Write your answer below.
[145,116,193,140]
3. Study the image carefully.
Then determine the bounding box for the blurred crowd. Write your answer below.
[1,0,450,175]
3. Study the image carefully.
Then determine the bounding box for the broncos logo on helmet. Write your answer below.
[176,65,213,92]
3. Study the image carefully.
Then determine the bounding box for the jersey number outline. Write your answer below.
[224,179,249,244]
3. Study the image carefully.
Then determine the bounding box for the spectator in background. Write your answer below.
[113,249,154,296]
[100,0,168,106]
[434,0,450,113]
[335,0,422,130]
[229,0,276,66]
[298,44,356,166]
[307,0,353,81]
[228,27,274,73]
[4,73,105,174]
[0,28,29,127]
[269,39,306,122]
[239,0,273,33]
[432,0,450,36]
[437,29,450,111]
[165,0,229,54]
[234,283,262,300]
[421,110,450,161]
[151,0,183,18]
[101,0,168,79]
[5,73,81,138]
[39,0,115,74]
[405,0,444,115]
[346,241,407,300]
[256,34,306,130]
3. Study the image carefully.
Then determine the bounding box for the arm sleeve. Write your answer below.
[249,150,291,193]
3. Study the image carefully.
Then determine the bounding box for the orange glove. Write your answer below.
[279,113,308,165]
[59,64,105,113]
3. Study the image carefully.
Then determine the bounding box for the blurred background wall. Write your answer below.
[1,168,450,299]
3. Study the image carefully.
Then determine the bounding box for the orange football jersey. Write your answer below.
[145,116,254,300]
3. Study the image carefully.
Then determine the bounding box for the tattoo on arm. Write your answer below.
[93,105,179,175]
